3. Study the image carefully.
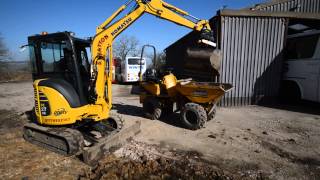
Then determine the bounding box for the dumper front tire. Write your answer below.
[143,97,162,120]
[180,103,207,130]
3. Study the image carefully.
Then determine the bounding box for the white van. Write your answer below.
[118,57,146,83]
[282,30,320,102]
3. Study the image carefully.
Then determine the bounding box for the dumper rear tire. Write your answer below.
[143,97,162,120]
[180,103,207,130]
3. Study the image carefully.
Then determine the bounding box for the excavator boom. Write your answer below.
[90,0,216,114]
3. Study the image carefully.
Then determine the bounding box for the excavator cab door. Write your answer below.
[28,32,91,105]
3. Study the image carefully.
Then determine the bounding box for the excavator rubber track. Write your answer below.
[23,121,141,166]
[23,123,84,156]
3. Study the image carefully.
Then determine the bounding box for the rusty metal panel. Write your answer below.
[219,16,287,106]
[257,0,320,13]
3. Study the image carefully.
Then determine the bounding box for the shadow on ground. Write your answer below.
[112,103,144,117]
[260,100,320,116]
[112,103,186,129]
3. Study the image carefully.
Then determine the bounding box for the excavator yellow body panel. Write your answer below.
[34,80,108,126]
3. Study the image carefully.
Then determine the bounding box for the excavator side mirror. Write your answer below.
[19,44,32,52]
[19,46,27,53]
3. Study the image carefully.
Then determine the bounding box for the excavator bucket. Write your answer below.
[185,48,222,74]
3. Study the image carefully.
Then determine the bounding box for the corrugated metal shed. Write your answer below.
[248,0,320,13]
[165,0,320,106]
[219,15,287,106]
[165,14,288,106]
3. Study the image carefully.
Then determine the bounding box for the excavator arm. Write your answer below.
[91,0,215,112]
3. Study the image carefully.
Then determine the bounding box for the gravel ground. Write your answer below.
[0,81,319,179]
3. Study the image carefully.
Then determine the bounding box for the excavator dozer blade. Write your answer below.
[82,121,141,165]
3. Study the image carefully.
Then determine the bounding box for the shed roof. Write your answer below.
[243,0,302,10]
[219,9,320,20]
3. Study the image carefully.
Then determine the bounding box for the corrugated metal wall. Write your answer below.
[219,16,287,106]
[165,0,320,106]
[255,0,320,13]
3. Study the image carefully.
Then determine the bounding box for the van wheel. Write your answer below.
[180,103,207,130]
[143,97,162,120]
[280,81,301,103]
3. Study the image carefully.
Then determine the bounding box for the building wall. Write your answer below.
[165,16,288,106]
[219,16,287,106]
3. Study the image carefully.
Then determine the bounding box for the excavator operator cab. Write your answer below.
[28,32,92,106]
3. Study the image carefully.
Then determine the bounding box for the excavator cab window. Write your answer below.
[40,42,67,73]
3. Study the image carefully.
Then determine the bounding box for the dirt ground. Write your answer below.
[0,81,319,179]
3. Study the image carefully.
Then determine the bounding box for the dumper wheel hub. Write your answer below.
[185,111,198,125]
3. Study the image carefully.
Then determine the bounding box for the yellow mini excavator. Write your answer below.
[22,0,216,165]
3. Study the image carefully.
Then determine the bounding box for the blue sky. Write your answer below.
[0,0,264,61]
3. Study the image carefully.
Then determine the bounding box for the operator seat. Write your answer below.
[145,68,160,83]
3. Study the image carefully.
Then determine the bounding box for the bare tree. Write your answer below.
[0,33,9,61]
[154,52,166,70]
[145,51,166,70]
[113,35,139,61]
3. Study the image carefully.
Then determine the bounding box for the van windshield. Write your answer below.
[128,58,145,65]
[286,34,319,60]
